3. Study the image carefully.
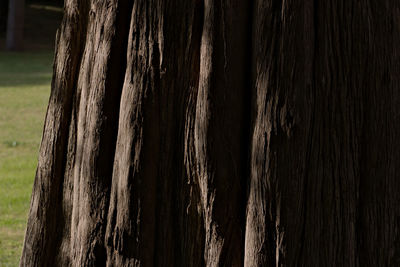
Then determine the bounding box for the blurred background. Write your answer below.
[0,0,63,265]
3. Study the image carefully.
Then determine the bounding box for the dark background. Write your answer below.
[0,0,63,50]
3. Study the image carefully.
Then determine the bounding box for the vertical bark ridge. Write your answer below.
[68,0,133,265]
[104,0,162,265]
[103,0,208,265]
[182,1,206,266]
[245,0,294,265]
[20,1,90,266]
[55,1,91,265]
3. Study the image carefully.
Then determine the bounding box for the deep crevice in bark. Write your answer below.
[53,1,91,265]
[92,0,135,264]
[241,0,255,263]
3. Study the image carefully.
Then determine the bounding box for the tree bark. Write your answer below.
[6,0,24,50]
[21,0,400,266]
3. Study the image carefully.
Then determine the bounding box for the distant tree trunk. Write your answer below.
[21,0,400,266]
[6,0,24,50]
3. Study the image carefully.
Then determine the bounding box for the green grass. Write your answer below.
[0,51,52,266]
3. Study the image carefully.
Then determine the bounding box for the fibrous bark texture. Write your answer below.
[21,0,400,266]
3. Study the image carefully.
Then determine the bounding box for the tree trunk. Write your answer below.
[6,0,24,50]
[21,0,400,266]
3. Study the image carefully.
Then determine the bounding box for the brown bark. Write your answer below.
[245,1,400,266]
[21,0,400,266]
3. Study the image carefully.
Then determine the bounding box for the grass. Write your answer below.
[0,51,53,266]
[0,2,61,265]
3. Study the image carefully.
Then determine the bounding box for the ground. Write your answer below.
[0,3,62,266]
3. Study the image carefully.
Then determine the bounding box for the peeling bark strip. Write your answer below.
[21,0,400,266]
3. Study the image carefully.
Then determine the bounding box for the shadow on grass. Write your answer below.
[0,74,52,87]
[0,51,54,87]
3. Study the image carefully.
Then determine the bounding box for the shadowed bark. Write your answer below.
[21,0,400,266]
